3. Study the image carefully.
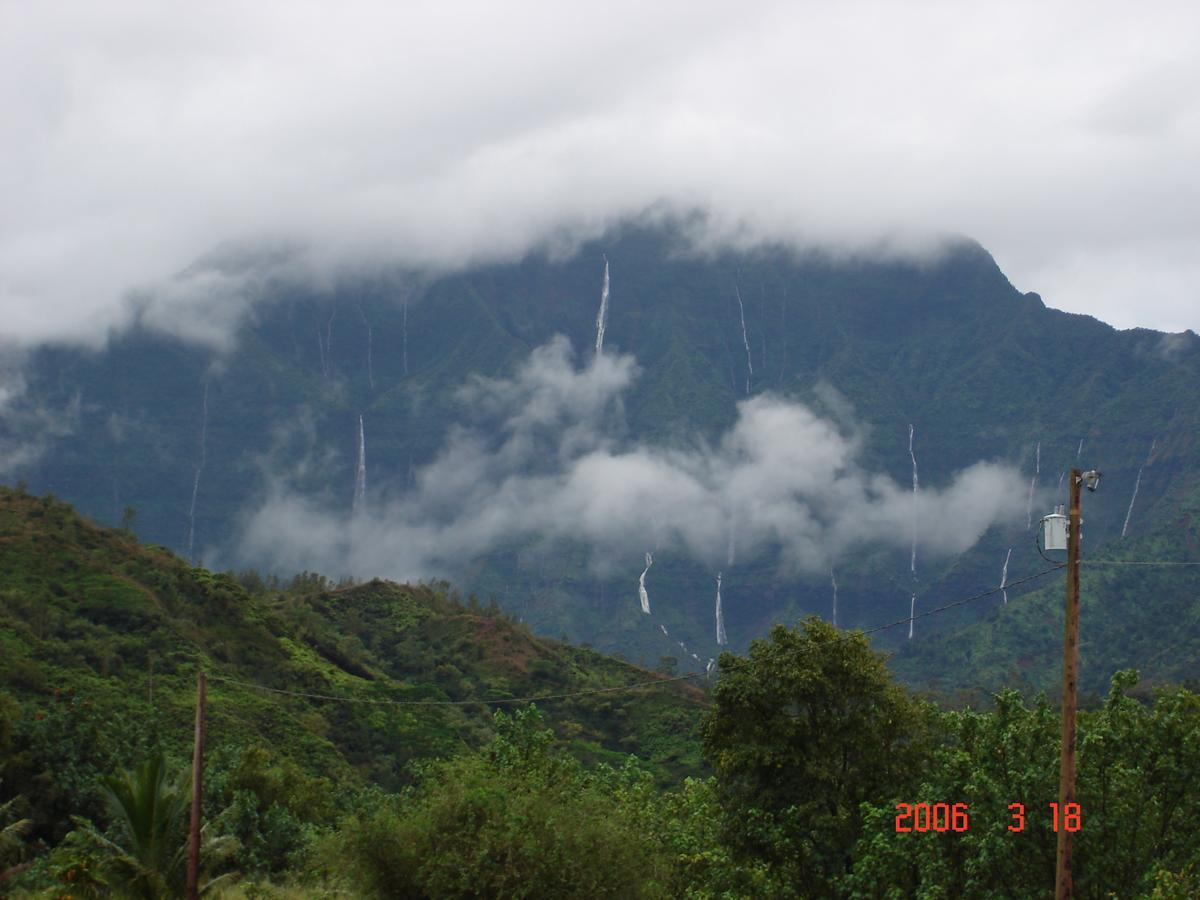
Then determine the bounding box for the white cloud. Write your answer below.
[238,337,1026,580]
[0,347,81,474]
[4,0,1200,347]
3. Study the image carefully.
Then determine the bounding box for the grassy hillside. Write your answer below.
[0,486,708,843]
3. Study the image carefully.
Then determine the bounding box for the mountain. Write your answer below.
[6,220,1200,693]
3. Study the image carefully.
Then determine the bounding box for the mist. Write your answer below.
[4,0,1200,354]
[238,337,1026,580]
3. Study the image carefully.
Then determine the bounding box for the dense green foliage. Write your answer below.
[95,753,190,895]
[4,490,1200,896]
[844,672,1200,898]
[0,489,706,894]
[703,620,936,895]
[333,707,671,897]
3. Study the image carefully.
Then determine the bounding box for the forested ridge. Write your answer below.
[2,488,1200,897]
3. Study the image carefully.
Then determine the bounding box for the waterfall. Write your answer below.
[315,303,338,378]
[1121,470,1143,538]
[1025,440,1040,530]
[830,565,839,627]
[908,424,919,577]
[1121,437,1157,538]
[327,305,339,378]
[638,552,653,615]
[1057,439,1084,494]
[186,382,208,561]
[358,306,374,390]
[734,284,753,394]
[353,414,367,513]
[1000,548,1012,604]
[660,624,668,637]
[715,572,727,646]
[594,256,611,356]
[706,658,716,674]
[908,593,916,640]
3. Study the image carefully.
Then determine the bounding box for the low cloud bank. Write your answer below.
[6,2,1200,352]
[239,338,1026,580]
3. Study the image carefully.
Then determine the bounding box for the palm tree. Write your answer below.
[102,752,189,896]
[0,794,35,888]
[75,752,235,898]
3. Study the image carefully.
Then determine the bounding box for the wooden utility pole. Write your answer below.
[1055,470,1082,899]
[187,670,207,900]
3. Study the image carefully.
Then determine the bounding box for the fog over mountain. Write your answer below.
[240,335,1026,581]
[5,219,1196,672]
[3,0,1200,359]
[6,7,1200,896]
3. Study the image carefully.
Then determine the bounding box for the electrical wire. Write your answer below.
[860,566,1066,635]
[208,670,705,707]
[1035,523,1061,566]
[208,566,1071,706]
[1034,520,1200,567]
[1081,560,1200,567]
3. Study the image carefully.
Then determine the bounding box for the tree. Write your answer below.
[60,753,235,898]
[843,672,1200,898]
[842,687,1060,898]
[336,706,672,898]
[0,793,34,887]
[99,752,189,896]
[701,617,935,895]
[120,505,138,534]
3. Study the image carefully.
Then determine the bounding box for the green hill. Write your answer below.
[5,485,1200,896]
[0,486,707,847]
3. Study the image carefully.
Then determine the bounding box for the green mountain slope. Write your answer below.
[889,475,1200,700]
[6,486,1200,896]
[7,220,1200,690]
[0,485,707,839]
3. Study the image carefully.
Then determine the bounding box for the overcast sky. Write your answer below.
[4,0,1200,347]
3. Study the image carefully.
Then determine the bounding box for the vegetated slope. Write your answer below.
[9,219,1200,675]
[888,476,1200,702]
[0,486,707,814]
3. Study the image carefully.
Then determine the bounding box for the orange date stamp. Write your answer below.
[894,802,1082,833]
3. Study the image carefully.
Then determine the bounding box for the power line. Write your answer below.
[862,566,1066,635]
[209,566,1073,707]
[1081,560,1200,567]
[208,670,704,707]
[205,556,1191,709]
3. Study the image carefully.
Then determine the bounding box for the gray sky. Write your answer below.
[4,0,1200,347]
